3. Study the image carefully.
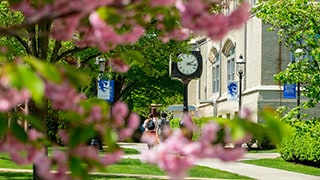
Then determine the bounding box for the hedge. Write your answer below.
[279,118,320,167]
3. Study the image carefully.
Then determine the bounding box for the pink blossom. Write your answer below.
[45,79,86,111]
[142,131,194,179]
[150,0,176,7]
[216,145,246,161]
[34,153,54,179]
[199,121,220,143]
[51,14,82,40]
[52,149,67,163]
[28,129,44,141]
[10,2,36,17]
[140,132,158,145]
[100,150,123,166]
[110,58,130,73]
[180,114,196,131]
[128,112,140,129]
[58,130,70,144]
[160,28,190,43]
[87,105,103,123]
[118,128,134,140]
[228,3,250,29]
[111,101,129,121]
[0,76,30,112]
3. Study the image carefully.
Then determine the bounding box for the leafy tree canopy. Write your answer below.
[254,0,320,110]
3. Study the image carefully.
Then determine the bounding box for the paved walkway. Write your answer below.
[119,142,320,180]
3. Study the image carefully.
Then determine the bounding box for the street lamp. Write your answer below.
[96,56,106,73]
[236,54,246,115]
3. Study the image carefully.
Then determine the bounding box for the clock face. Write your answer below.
[177,54,199,75]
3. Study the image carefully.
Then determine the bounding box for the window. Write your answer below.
[210,48,220,93]
[227,47,235,81]
[212,61,220,93]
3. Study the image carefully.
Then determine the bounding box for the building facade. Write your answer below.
[186,1,297,123]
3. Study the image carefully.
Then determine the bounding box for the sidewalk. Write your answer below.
[119,142,320,180]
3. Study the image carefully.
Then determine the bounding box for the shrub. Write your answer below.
[280,118,320,167]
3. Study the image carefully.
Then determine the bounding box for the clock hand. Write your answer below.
[187,62,197,66]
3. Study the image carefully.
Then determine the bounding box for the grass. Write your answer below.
[241,157,320,176]
[0,153,251,179]
[106,158,251,179]
[246,149,279,153]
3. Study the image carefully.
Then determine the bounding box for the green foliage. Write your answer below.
[279,118,320,166]
[254,0,320,111]
[0,1,25,59]
[0,113,8,137]
[6,63,45,105]
[254,0,320,166]
[170,109,290,147]
[110,28,186,114]
[245,124,276,150]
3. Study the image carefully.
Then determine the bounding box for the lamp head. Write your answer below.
[96,56,106,72]
[236,54,246,65]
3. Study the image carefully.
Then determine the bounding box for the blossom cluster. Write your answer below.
[0,76,30,112]
[142,115,250,179]
[10,0,250,51]
[0,70,140,179]
[0,0,254,179]
[179,0,250,40]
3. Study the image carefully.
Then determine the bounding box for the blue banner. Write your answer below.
[283,83,296,99]
[97,78,114,103]
[227,81,238,102]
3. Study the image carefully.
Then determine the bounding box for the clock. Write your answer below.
[170,51,202,80]
[177,54,199,75]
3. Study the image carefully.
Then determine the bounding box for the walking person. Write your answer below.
[157,112,171,143]
[141,113,158,149]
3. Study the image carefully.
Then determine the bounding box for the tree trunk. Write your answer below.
[29,100,48,180]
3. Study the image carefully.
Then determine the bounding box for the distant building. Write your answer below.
[184,1,318,122]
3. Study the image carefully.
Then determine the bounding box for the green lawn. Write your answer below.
[246,149,279,153]
[0,153,251,179]
[241,157,320,176]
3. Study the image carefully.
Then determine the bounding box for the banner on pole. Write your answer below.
[227,80,238,102]
[97,76,114,102]
[283,83,296,99]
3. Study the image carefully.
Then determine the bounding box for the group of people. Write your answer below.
[142,112,171,149]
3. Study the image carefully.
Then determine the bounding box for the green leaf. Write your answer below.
[8,65,45,105]
[229,118,266,142]
[0,114,8,137]
[24,57,61,83]
[69,126,96,148]
[259,108,293,147]
[63,65,90,87]
[11,122,28,143]
[103,129,118,149]
[97,7,121,25]
[120,50,145,65]
[17,66,45,105]
[69,157,88,179]
[21,114,44,132]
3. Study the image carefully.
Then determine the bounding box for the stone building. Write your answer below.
[186,1,298,123]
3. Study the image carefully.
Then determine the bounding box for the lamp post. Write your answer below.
[236,54,246,115]
[94,56,106,150]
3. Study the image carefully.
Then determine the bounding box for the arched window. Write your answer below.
[209,47,220,93]
[222,39,236,81]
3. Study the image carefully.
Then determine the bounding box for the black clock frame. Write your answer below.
[170,51,203,80]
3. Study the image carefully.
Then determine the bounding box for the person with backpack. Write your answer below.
[157,112,171,143]
[142,113,158,149]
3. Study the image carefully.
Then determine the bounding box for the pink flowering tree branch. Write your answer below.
[0,0,291,179]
